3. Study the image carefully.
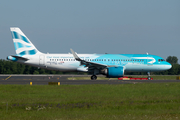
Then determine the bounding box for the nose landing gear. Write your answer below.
[147,72,151,80]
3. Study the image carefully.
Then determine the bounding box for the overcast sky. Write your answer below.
[0,0,180,62]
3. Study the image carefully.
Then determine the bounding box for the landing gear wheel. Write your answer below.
[91,75,97,80]
[147,72,151,80]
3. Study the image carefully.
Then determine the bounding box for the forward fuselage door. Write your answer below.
[39,55,45,65]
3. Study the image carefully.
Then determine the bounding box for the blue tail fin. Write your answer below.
[10,27,41,56]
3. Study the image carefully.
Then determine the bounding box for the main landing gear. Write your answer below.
[91,75,97,80]
[147,72,151,80]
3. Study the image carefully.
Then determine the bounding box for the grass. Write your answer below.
[0,83,180,120]
[68,75,178,80]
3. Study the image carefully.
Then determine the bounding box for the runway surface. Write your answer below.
[0,75,180,85]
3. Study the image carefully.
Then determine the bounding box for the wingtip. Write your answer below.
[70,49,74,53]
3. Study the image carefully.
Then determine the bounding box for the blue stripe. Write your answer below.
[14,42,18,50]
[18,49,37,56]
[17,42,24,48]
[21,35,30,44]
[29,49,37,55]
[12,31,19,39]
[18,51,26,56]
[14,42,32,49]
[12,31,30,44]
[25,45,32,48]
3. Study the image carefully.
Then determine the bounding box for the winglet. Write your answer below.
[70,49,81,61]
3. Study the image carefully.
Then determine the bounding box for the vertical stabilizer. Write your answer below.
[10,27,42,56]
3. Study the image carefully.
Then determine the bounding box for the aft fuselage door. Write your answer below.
[39,55,45,65]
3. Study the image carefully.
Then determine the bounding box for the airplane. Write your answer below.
[7,27,172,80]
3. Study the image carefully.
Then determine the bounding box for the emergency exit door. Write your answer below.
[39,55,45,65]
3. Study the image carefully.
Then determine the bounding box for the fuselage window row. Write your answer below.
[49,59,145,62]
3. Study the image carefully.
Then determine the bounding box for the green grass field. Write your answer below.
[0,83,180,120]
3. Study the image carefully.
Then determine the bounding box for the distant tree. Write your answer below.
[39,69,46,74]
[166,56,178,64]
[33,70,39,74]
[167,64,179,75]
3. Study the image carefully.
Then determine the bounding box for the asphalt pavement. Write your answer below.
[0,75,179,85]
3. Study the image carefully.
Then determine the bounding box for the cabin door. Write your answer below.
[39,55,45,65]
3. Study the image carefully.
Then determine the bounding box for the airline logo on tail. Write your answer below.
[10,27,39,56]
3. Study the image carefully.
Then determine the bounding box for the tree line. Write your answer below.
[0,56,179,75]
[0,59,76,74]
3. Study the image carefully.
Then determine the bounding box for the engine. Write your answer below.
[101,66,124,78]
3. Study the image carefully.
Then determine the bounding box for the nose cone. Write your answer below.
[164,62,172,70]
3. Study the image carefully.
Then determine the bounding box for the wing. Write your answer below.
[70,49,116,70]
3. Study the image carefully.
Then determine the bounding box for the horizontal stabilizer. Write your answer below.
[11,55,29,61]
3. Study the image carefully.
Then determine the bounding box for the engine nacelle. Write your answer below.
[101,67,124,78]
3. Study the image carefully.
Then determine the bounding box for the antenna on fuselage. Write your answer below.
[146,52,149,55]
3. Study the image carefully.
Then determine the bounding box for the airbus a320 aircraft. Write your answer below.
[7,28,172,80]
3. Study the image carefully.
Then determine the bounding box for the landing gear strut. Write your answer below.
[147,72,151,80]
[91,75,97,80]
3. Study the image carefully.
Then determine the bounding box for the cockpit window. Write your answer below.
[158,59,165,62]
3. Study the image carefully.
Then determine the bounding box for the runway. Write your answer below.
[0,75,179,85]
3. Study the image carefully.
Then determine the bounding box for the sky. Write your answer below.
[0,0,180,62]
